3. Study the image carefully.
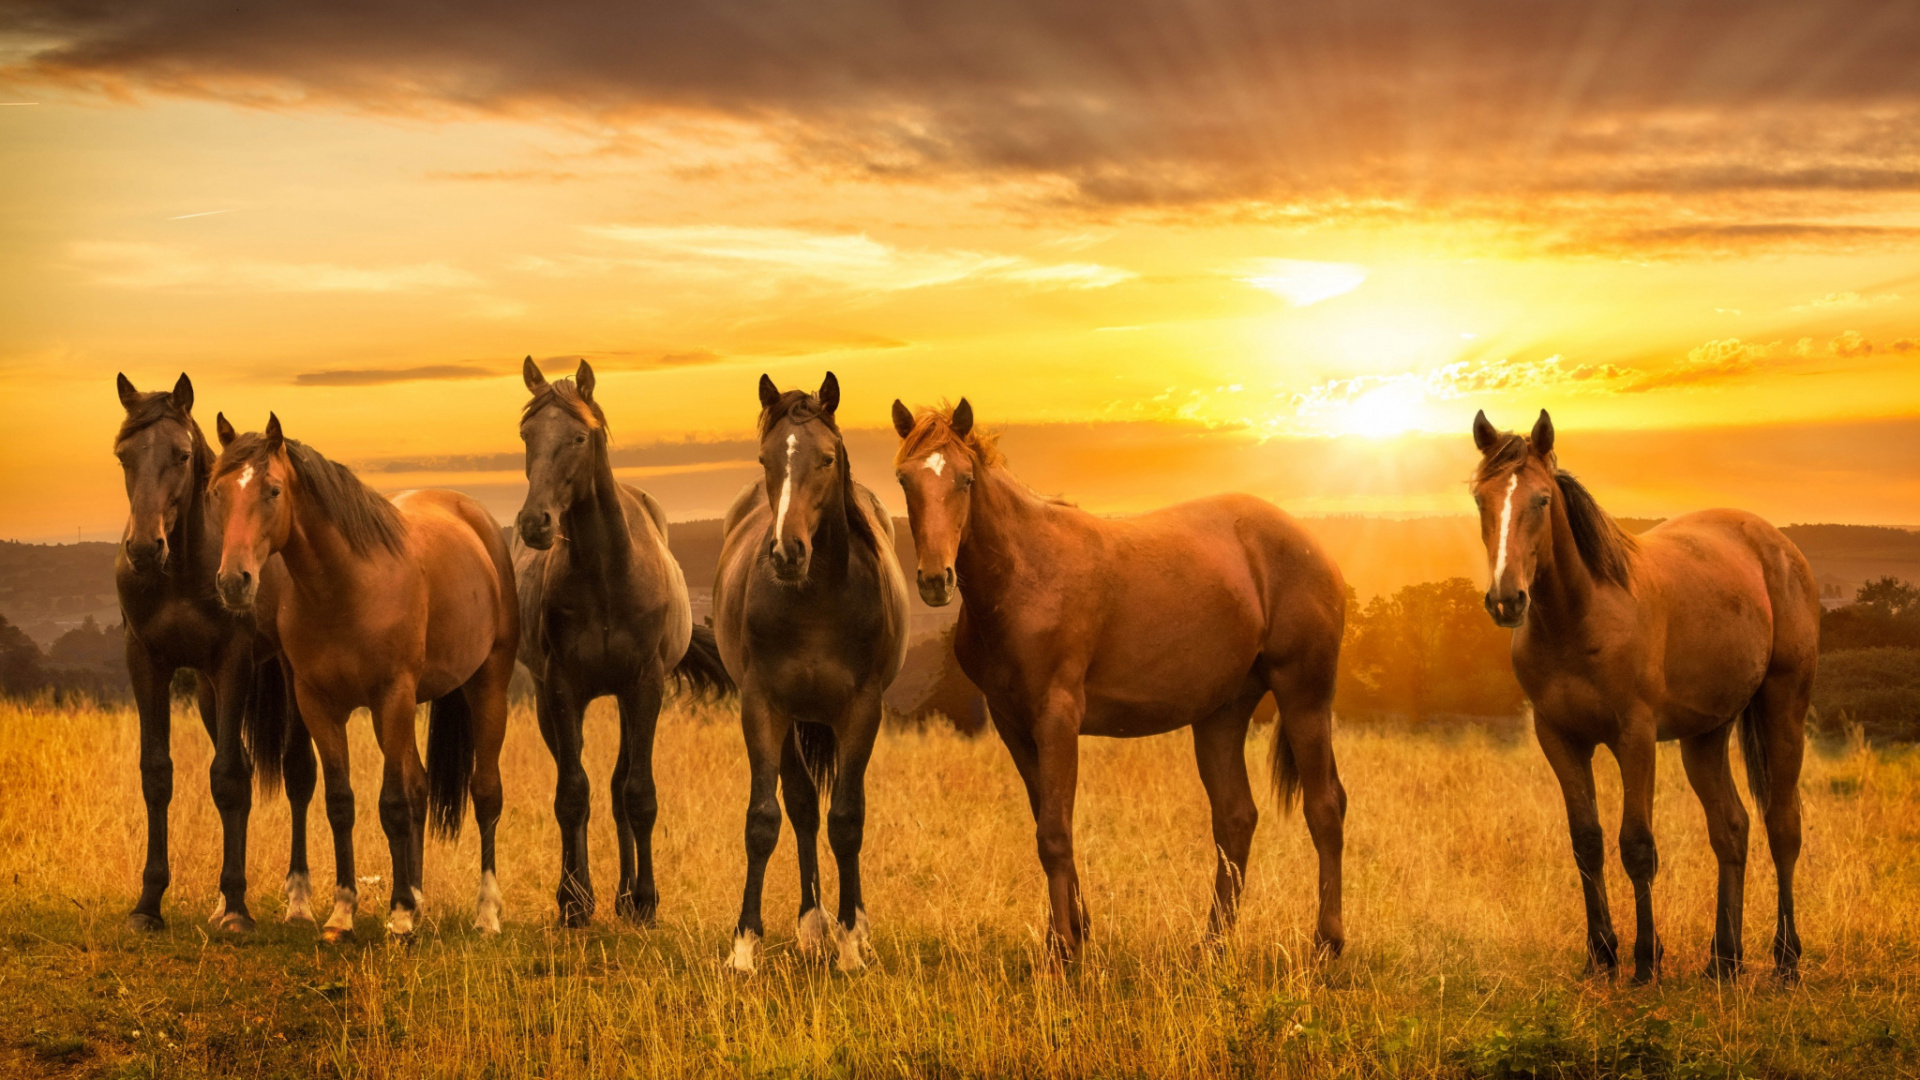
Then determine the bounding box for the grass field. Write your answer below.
[0,697,1916,1079]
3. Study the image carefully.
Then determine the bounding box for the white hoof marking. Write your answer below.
[208,893,229,926]
[285,872,314,923]
[387,905,414,937]
[474,871,503,935]
[324,887,356,933]
[728,930,760,974]
[796,909,827,957]
[836,909,872,972]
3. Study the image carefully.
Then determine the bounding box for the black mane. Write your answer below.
[213,434,406,556]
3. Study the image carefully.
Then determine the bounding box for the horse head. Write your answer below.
[516,356,608,550]
[757,372,846,584]
[113,372,203,573]
[890,397,978,607]
[1470,408,1559,627]
[208,412,294,612]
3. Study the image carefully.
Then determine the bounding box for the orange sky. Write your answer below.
[3,1,1918,541]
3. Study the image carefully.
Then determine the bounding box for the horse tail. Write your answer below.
[794,721,838,796]
[427,690,475,840]
[672,623,735,699]
[1738,697,1772,814]
[243,658,290,794]
[1270,718,1301,815]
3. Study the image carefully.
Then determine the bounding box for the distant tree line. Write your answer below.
[1334,577,1526,724]
[0,614,132,703]
[1814,576,1920,742]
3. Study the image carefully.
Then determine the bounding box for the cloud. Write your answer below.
[70,241,481,293]
[585,224,1133,292]
[10,0,1920,238]
[293,364,500,386]
[1234,260,1367,307]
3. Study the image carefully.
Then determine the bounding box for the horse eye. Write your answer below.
[822,454,836,467]
[1533,493,1550,508]
[958,474,974,490]
[267,485,282,500]
[574,434,587,445]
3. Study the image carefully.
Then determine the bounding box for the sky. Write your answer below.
[2,0,1918,542]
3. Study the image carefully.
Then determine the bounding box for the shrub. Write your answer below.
[1812,647,1920,743]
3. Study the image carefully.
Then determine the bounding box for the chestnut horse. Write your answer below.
[112,374,311,931]
[1470,410,1817,982]
[891,399,1349,961]
[513,357,731,927]
[714,373,908,972]
[210,414,519,940]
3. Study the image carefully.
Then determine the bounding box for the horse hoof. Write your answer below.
[321,925,354,944]
[835,910,872,972]
[213,911,256,934]
[727,931,760,974]
[1703,958,1741,981]
[126,912,165,933]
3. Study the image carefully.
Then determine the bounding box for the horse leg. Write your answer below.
[536,677,595,926]
[1614,724,1663,984]
[1750,671,1809,980]
[297,687,359,943]
[615,677,665,926]
[126,644,175,931]
[1267,661,1345,957]
[610,734,636,919]
[1680,724,1748,978]
[206,651,256,932]
[282,699,318,923]
[466,653,513,935]
[1536,723,1619,974]
[729,693,788,973]
[373,686,427,938]
[827,697,882,971]
[1032,688,1088,962]
[778,729,825,958]
[1193,702,1259,940]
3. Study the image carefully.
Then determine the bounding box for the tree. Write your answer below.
[0,613,49,698]
[1337,577,1524,722]
[1855,576,1920,620]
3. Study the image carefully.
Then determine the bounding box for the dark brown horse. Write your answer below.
[112,374,311,932]
[209,414,519,939]
[513,357,731,927]
[891,399,1349,961]
[715,373,908,972]
[1470,410,1817,982]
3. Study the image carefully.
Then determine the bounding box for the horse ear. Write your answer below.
[951,398,974,438]
[523,356,546,395]
[117,373,139,410]
[1530,410,1554,456]
[264,413,284,454]
[215,412,236,448]
[575,360,596,401]
[891,399,915,439]
[817,371,839,415]
[1472,409,1498,454]
[758,374,779,410]
[171,373,193,414]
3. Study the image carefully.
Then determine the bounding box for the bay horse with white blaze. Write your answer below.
[891,399,1349,961]
[112,374,311,931]
[210,414,519,940]
[1470,410,1817,982]
[513,357,731,927]
[715,373,909,972]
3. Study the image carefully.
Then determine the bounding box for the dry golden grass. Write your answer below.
[0,696,1916,1078]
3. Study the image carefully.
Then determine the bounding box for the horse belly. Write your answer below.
[1646,531,1774,729]
[1078,566,1261,738]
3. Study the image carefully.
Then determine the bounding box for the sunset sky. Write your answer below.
[3,0,1918,542]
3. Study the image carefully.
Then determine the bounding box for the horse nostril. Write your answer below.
[239,570,252,587]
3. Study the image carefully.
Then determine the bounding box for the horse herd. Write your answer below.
[109,361,1820,982]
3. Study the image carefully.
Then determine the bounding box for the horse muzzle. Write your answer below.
[516,510,556,550]
[917,566,956,607]
[1485,588,1529,628]
[216,569,257,613]
[124,536,168,572]
[768,538,810,584]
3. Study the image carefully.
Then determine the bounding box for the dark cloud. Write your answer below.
[7,0,1919,222]
[292,363,499,386]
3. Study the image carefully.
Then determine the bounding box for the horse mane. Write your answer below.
[759,389,879,554]
[895,401,1004,468]
[117,392,217,477]
[212,434,407,556]
[522,377,609,437]
[1473,431,1636,589]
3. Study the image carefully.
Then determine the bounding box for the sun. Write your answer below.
[1341,381,1429,438]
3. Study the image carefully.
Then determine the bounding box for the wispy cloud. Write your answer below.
[166,208,235,220]
[71,242,482,293]
[583,225,1133,292]
[292,364,500,387]
[1233,259,1367,306]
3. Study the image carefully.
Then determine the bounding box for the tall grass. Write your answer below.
[0,696,1914,1077]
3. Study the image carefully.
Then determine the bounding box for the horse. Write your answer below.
[112,373,312,932]
[512,357,732,927]
[714,373,908,973]
[208,413,519,940]
[890,398,1349,962]
[1469,410,1818,982]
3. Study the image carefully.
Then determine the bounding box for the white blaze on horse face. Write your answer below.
[237,464,254,489]
[1492,473,1521,584]
[924,451,946,477]
[773,432,798,537]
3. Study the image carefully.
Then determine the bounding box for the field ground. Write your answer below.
[0,698,1917,1079]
